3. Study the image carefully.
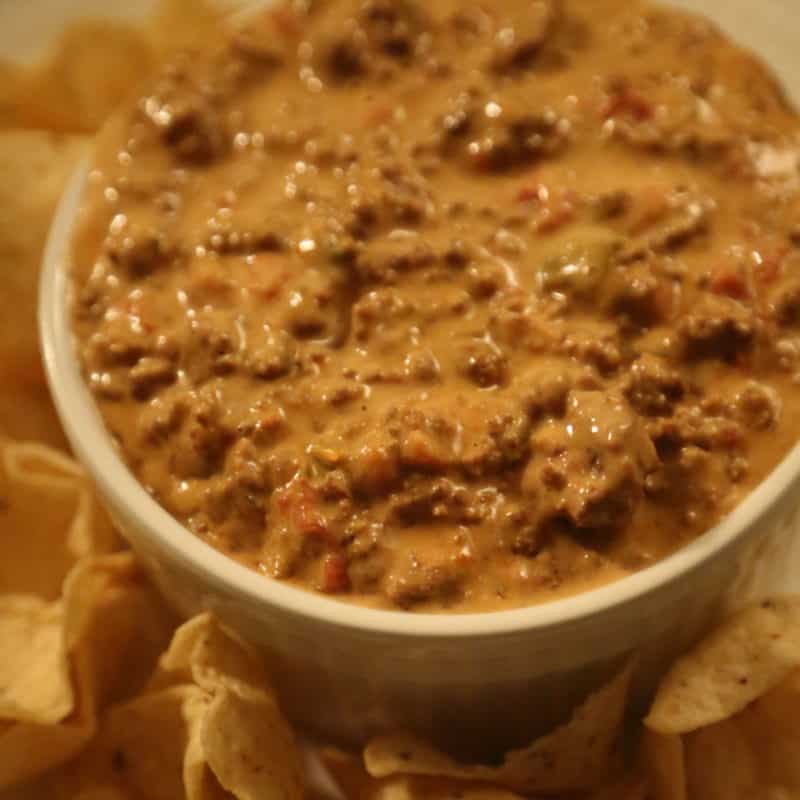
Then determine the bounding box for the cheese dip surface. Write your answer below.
[72,0,800,610]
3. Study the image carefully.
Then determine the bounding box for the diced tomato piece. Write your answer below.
[536,202,575,234]
[604,88,654,121]
[254,409,284,440]
[123,299,154,333]
[322,552,350,594]
[709,266,750,300]
[754,246,788,284]
[276,478,329,539]
[516,182,546,203]
[247,262,288,303]
[719,422,744,447]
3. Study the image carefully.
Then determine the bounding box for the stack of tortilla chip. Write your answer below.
[643,598,800,798]
[0,439,306,800]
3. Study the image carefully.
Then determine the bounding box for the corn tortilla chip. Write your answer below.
[365,662,633,795]
[150,612,274,703]
[0,23,154,133]
[679,669,800,798]
[589,774,650,800]
[374,779,527,800]
[639,731,686,800]
[52,685,209,800]
[201,687,304,800]
[739,670,800,789]
[53,613,303,800]
[184,709,233,800]
[0,1,244,134]
[305,745,355,800]
[0,715,96,794]
[63,553,177,714]
[2,441,83,486]
[168,613,304,800]
[646,597,800,734]
[146,0,242,58]
[0,130,87,447]
[321,748,526,800]
[73,788,131,800]
[0,595,71,725]
[3,441,117,560]
[0,553,175,789]
[739,669,800,779]
[0,439,108,598]
[320,747,381,800]
[684,718,762,799]
[108,687,212,800]
[641,600,800,798]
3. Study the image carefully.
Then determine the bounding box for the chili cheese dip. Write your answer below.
[71,0,800,611]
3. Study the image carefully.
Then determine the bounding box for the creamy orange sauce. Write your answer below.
[71,0,800,611]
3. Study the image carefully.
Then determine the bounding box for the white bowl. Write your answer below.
[39,1,800,754]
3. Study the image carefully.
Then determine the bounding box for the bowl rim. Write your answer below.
[40,162,800,639]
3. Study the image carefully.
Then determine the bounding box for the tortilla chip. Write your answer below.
[107,686,210,800]
[641,601,800,798]
[147,0,241,58]
[646,597,800,734]
[75,789,132,800]
[51,613,303,800]
[684,717,762,799]
[2,441,83,486]
[589,774,650,800]
[2,441,118,561]
[72,788,132,800]
[201,687,304,800]
[163,614,304,800]
[0,716,96,795]
[0,439,105,598]
[321,748,525,800]
[0,595,71,725]
[320,747,380,800]
[0,1,244,134]
[0,553,175,789]
[679,668,800,798]
[738,668,800,779]
[63,553,178,715]
[184,708,233,800]
[150,612,274,703]
[0,131,87,447]
[0,23,154,133]
[0,585,94,791]
[364,662,633,795]
[0,678,94,789]
[51,685,209,800]
[377,779,526,800]
[639,731,686,800]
